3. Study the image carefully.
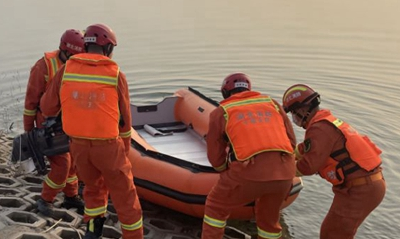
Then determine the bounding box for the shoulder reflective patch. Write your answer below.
[304,138,311,153]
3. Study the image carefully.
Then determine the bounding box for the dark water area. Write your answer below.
[0,1,399,238]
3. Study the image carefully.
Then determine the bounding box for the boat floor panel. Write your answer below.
[137,128,211,167]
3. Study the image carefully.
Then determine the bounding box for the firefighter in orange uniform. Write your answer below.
[282,84,386,239]
[202,73,296,239]
[23,29,85,216]
[40,23,143,239]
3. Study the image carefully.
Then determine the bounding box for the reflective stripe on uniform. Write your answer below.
[63,73,118,86]
[294,145,302,159]
[332,118,344,127]
[44,175,66,189]
[203,215,227,228]
[119,129,132,138]
[24,108,37,116]
[84,205,107,217]
[213,162,227,172]
[121,217,143,231]
[257,227,282,239]
[49,57,58,79]
[222,97,273,110]
[66,175,78,183]
[44,51,61,83]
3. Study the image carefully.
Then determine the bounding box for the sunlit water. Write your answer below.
[1,1,399,238]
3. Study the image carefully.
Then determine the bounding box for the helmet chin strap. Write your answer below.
[221,89,230,99]
[103,44,114,57]
[58,50,69,63]
[292,111,308,128]
[293,106,314,128]
[300,112,310,128]
[300,104,319,128]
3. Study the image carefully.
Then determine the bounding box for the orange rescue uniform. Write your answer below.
[23,50,78,202]
[296,109,386,239]
[202,91,296,239]
[24,50,62,130]
[40,53,143,238]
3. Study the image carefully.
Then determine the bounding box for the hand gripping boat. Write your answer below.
[129,87,303,220]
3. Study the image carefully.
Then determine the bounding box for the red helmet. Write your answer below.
[282,84,320,113]
[221,73,251,98]
[84,23,117,46]
[59,29,84,55]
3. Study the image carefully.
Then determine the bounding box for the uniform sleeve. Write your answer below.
[274,99,297,149]
[23,58,47,131]
[296,121,339,175]
[206,107,228,171]
[117,71,132,156]
[40,66,64,117]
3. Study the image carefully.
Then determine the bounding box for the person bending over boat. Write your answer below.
[40,23,143,239]
[202,73,296,239]
[282,84,386,239]
[23,29,85,216]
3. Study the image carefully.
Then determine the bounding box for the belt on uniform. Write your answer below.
[70,137,118,146]
[345,172,383,187]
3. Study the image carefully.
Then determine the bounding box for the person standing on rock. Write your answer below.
[23,29,85,216]
[40,23,144,239]
[202,73,296,239]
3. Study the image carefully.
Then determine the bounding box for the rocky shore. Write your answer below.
[0,134,291,239]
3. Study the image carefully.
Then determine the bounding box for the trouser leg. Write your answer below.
[255,180,292,239]
[41,153,71,201]
[62,154,79,197]
[71,142,108,223]
[320,179,386,239]
[91,139,143,239]
[202,180,232,239]
[202,172,250,239]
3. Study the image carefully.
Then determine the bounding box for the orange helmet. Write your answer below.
[84,23,117,46]
[221,73,251,99]
[282,84,320,113]
[59,29,84,55]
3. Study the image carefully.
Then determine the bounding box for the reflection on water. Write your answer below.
[1,0,399,238]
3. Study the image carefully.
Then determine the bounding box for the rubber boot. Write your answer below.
[84,217,106,239]
[36,197,54,217]
[62,195,84,214]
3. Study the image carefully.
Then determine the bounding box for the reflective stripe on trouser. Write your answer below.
[203,215,227,228]
[42,153,78,201]
[201,171,291,239]
[121,217,143,231]
[23,108,37,116]
[84,205,107,217]
[71,138,144,239]
[258,227,282,239]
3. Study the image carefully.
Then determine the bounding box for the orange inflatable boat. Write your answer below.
[128,87,303,220]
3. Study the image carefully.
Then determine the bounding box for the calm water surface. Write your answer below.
[0,1,399,238]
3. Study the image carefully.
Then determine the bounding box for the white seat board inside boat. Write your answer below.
[137,128,211,167]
